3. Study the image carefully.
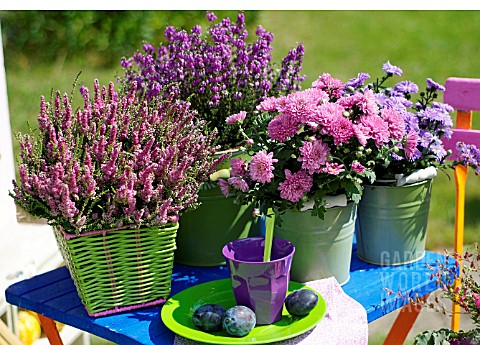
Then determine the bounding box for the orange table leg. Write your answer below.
[37,314,64,345]
[451,163,468,331]
[383,302,423,345]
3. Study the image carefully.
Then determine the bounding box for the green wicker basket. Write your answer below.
[53,223,178,317]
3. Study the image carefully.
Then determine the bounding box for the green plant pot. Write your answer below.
[273,203,357,285]
[175,148,259,267]
[356,179,433,266]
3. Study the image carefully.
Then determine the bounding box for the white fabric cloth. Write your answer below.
[173,277,368,345]
[395,166,437,187]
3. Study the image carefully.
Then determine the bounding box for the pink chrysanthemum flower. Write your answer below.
[257,96,279,112]
[249,150,278,183]
[218,178,230,197]
[227,176,249,192]
[307,102,345,130]
[353,124,369,146]
[326,115,355,145]
[268,113,299,142]
[351,162,366,174]
[337,89,379,117]
[357,115,390,147]
[380,108,406,140]
[230,157,248,177]
[278,169,313,203]
[282,89,319,124]
[312,73,344,98]
[298,139,331,174]
[404,130,419,159]
[322,162,345,175]
[226,111,247,124]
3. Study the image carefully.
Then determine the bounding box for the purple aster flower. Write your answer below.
[382,61,403,76]
[429,139,447,161]
[345,72,370,89]
[426,78,446,92]
[394,81,419,95]
[418,130,434,148]
[402,111,420,133]
[456,142,480,174]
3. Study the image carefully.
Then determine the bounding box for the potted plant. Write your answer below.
[216,70,416,284]
[349,62,457,265]
[9,79,224,316]
[120,11,306,266]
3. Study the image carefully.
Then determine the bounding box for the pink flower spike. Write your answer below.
[249,150,278,183]
[226,111,247,124]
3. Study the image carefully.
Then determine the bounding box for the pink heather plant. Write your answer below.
[10,79,225,234]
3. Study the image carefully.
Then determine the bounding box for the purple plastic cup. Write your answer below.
[222,237,295,325]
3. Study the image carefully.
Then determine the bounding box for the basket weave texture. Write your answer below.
[53,223,178,317]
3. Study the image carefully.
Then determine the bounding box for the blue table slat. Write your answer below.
[5,249,451,345]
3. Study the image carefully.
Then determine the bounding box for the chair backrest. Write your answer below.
[442,77,480,160]
[442,77,480,332]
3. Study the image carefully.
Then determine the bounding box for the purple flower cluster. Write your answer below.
[369,62,455,177]
[11,80,225,234]
[456,142,480,174]
[121,11,305,149]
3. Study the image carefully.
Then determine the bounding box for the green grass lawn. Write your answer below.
[5,10,480,251]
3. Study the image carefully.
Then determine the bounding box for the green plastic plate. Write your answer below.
[161,278,327,344]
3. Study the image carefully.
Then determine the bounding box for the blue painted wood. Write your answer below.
[5,249,451,345]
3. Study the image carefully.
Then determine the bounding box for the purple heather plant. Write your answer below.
[121,11,305,150]
[10,80,226,234]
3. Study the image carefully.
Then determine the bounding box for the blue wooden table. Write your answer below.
[5,247,449,345]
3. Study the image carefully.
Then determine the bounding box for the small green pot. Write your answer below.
[356,179,433,266]
[273,203,357,285]
[175,148,259,266]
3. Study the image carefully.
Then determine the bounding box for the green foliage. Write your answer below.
[0,10,259,68]
[414,328,480,345]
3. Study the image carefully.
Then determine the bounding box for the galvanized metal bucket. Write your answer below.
[273,202,357,285]
[356,179,433,266]
[175,148,258,266]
